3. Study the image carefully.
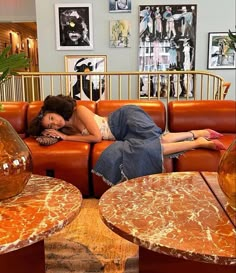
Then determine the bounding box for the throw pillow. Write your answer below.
[36,136,60,146]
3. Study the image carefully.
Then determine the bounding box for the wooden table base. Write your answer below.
[139,247,236,273]
[0,240,45,273]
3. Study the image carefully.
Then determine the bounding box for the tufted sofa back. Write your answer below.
[168,100,236,133]
[27,100,97,126]
[0,102,29,138]
[96,100,166,131]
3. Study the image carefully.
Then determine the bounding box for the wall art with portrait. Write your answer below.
[109,0,131,13]
[110,20,131,48]
[207,32,236,69]
[55,3,93,50]
[138,4,197,98]
[65,55,107,101]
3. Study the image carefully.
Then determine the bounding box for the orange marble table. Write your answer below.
[0,175,82,273]
[202,171,236,227]
[99,172,236,273]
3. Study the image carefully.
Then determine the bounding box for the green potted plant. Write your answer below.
[0,45,30,84]
[0,45,30,109]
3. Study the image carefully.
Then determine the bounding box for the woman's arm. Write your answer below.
[63,132,102,143]
[42,129,102,143]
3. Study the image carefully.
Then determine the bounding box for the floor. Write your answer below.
[45,198,139,273]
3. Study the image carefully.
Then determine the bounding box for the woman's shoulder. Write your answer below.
[75,104,96,118]
[76,104,93,112]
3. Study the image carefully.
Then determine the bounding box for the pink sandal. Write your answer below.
[206,129,223,139]
[211,140,226,150]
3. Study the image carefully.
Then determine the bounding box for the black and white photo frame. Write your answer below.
[65,55,107,101]
[55,3,93,50]
[109,0,131,13]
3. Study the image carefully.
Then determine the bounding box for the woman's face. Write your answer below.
[41,113,65,130]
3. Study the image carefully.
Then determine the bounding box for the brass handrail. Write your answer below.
[0,70,226,102]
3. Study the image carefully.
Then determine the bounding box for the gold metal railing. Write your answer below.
[0,70,226,102]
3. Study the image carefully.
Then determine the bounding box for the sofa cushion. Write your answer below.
[168,100,236,133]
[0,102,29,138]
[24,137,91,196]
[91,141,113,198]
[96,100,166,131]
[168,100,236,172]
[25,100,97,196]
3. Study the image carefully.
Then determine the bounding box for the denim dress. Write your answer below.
[92,105,164,186]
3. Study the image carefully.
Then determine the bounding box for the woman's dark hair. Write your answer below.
[28,95,76,136]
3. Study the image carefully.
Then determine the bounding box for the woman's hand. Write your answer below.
[42,129,66,140]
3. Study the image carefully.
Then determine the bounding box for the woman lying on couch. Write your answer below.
[28,95,226,185]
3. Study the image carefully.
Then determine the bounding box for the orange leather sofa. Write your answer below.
[1,100,235,197]
[168,100,236,173]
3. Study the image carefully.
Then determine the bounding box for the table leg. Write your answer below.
[139,247,236,273]
[0,240,45,273]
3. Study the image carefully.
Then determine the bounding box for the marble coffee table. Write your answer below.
[99,172,236,273]
[0,175,82,273]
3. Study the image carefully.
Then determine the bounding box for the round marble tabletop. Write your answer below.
[99,172,236,266]
[0,174,82,254]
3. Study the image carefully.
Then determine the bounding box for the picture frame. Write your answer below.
[138,4,197,98]
[55,3,93,50]
[109,20,131,48]
[207,32,236,69]
[65,55,107,101]
[109,0,131,13]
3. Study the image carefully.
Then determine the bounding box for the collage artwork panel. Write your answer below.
[139,4,197,98]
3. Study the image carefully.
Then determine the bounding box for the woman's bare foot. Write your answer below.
[195,137,226,150]
[190,129,223,139]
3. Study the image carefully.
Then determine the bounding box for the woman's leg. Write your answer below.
[161,129,222,143]
[162,137,226,156]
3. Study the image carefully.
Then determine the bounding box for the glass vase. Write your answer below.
[217,139,236,210]
[0,117,33,200]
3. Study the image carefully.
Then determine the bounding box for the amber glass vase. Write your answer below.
[217,139,236,210]
[0,117,33,200]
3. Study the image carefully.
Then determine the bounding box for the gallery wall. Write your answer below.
[0,0,235,99]
[35,0,235,99]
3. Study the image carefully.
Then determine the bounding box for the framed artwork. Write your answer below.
[138,4,197,98]
[110,20,131,48]
[207,32,236,69]
[55,3,93,50]
[65,55,107,101]
[109,0,131,13]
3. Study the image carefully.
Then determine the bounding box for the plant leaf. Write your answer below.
[0,46,30,84]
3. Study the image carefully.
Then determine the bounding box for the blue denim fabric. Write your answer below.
[92,105,163,185]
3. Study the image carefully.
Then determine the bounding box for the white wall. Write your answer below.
[0,0,36,21]
[35,0,235,100]
[0,0,235,99]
